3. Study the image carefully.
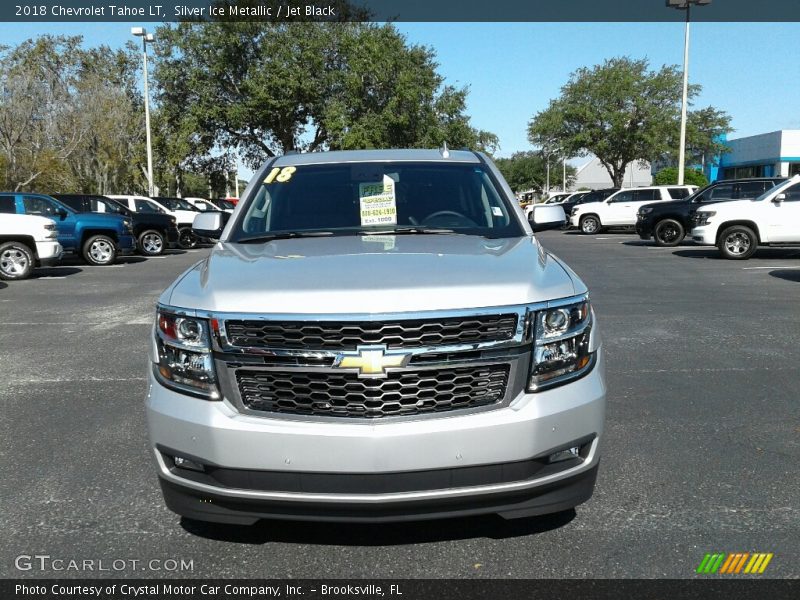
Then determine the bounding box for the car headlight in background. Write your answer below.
[527,298,595,392]
[153,309,219,399]
[639,207,653,215]
[43,223,58,239]
[123,220,133,234]
[693,211,715,226]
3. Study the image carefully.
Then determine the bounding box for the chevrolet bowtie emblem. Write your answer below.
[334,345,411,378]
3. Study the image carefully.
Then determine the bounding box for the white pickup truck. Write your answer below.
[0,212,63,280]
[570,185,697,234]
[690,175,800,259]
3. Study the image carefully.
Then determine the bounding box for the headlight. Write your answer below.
[639,207,653,215]
[527,298,594,392]
[694,211,715,226]
[123,220,133,233]
[153,309,219,399]
[43,223,58,239]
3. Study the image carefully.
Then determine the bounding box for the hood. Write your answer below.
[575,201,604,212]
[74,212,127,226]
[171,209,200,225]
[696,199,757,214]
[164,234,583,314]
[0,213,54,233]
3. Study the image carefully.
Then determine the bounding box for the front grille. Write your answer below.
[224,315,518,350]
[236,364,510,418]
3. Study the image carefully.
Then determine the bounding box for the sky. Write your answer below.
[4,21,799,172]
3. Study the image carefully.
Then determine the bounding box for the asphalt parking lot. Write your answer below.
[1,232,798,579]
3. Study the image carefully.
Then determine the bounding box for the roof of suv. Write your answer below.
[271,149,482,167]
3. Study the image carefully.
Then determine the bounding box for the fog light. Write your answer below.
[548,446,580,463]
[173,456,205,472]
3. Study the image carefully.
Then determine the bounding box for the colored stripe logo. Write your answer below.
[696,553,773,574]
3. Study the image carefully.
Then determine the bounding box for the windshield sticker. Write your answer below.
[359,175,398,226]
[263,166,297,184]
[361,234,396,250]
[491,206,503,217]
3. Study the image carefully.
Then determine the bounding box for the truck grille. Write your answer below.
[224,315,518,350]
[236,364,510,418]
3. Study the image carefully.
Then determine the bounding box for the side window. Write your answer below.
[633,189,660,202]
[22,195,59,216]
[782,183,800,202]
[0,196,16,213]
[737,182,768,199]
[667,187,692,199]
[707,184,734,201]
[609,191,634,203]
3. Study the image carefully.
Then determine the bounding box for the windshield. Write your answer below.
[159,197,197,211]
[231,161,523,241]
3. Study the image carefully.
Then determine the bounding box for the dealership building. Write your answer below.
[710,129,800,181]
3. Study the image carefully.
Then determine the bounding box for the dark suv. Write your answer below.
[560,188,619,222]
[53,194,179,256]
[635,178,785,246]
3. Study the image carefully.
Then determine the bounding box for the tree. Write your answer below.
[152,22,496,172]
[653,167,708,187]
[67,43,145,194]
[495,151,575,193]
[527,57,732,188]
[0,36,86,191]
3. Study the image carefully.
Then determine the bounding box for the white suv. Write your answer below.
[570,185,697,234]
[690,175,800,259]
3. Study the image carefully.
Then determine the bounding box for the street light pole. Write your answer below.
[667,0,711,185]
[132,27,155,197]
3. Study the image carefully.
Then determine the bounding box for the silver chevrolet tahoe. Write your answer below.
[146,149,606,524]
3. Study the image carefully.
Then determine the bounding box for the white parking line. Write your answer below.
[742,266,800,270]
[36,276,66,279]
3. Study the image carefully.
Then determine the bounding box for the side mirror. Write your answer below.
[528,204,566,232]
[193,211,229,240]
[772,193,786,204]
[56,209,68,220]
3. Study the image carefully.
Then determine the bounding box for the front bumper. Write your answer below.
[118,233,136,255]
[569,214,580,227]
[146,350,606,523]
[635,219,653,239]
[35,240,63,266]
[166,226,180,247]
[690,225,716,245]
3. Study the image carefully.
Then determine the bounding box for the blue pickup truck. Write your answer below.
[0,192,136,265]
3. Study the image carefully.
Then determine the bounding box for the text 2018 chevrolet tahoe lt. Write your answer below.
[146,149,606,524]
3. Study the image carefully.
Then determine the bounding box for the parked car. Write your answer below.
[559,188,620,221]
[0,192,135,265]
[53,194,180,256]
[690,175,800,259]
[108,195,198,249]
[0,209,63,280]
[210,199,236,212]
[570,185,697,234]
[636,178,785,247]
[183,197,225,213]
[146,148,605,525]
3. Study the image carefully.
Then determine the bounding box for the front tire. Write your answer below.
[654,219,685,247]
[82,235,117,265]
[717,225,757,260]
[138,229,165,256]
[0,241,34,280]
[178,227,197,249]
[579,215,601,235]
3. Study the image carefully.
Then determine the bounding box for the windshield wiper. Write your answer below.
[237,231,336,243]
[362,227,461,236]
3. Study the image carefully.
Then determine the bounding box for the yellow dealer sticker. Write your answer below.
[359,176,397,227]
